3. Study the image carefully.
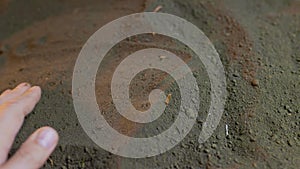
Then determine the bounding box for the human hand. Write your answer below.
[0,83,59,169]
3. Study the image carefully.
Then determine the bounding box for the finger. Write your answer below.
[0,86,41,164]
[2,127,58,169]
[0,89,11,97]
[0,83,30,101]
[0,83,31,105]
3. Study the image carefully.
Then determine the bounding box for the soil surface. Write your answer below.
[0,0,299,168]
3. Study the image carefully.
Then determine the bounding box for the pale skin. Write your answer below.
[0,83,59,169]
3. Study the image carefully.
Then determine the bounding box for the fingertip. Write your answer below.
[26,86,42,102]
[16,82,31,88]
[36,127,59,149]
[30,86,41,94]
[1,89,11,95]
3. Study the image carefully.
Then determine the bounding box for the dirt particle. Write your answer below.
[48,158,54,166]
[153,5,162,12]
[252,162,258,168]
[159,55,167,60]
[84,147,91,154]
[211,144,217,149]
[251,79,259,87]
[287,140,293,147]
[165,93,172,105]
[48,82,56,87]
[232,73,239,77]
[284,105,292,113]
[204,149,210,153]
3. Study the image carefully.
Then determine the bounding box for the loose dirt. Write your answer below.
[0,0,299,168]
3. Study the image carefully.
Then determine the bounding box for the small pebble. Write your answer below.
[250,137,256,142]
[204,149,210,153]
[251,79,259,87]
[287,140,293,147]
[159,55,167,60]
[211,144,217,149]
[232,73,239,77]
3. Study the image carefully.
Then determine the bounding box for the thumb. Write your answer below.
[2,127,59,169]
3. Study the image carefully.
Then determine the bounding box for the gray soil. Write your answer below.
[0,0,299,168]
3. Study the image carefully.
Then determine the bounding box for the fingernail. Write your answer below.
[18,82,30,88]
[37,128,57,148]
[31,86,40,91]
[23,82,30,87]
[30,86,42,93]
